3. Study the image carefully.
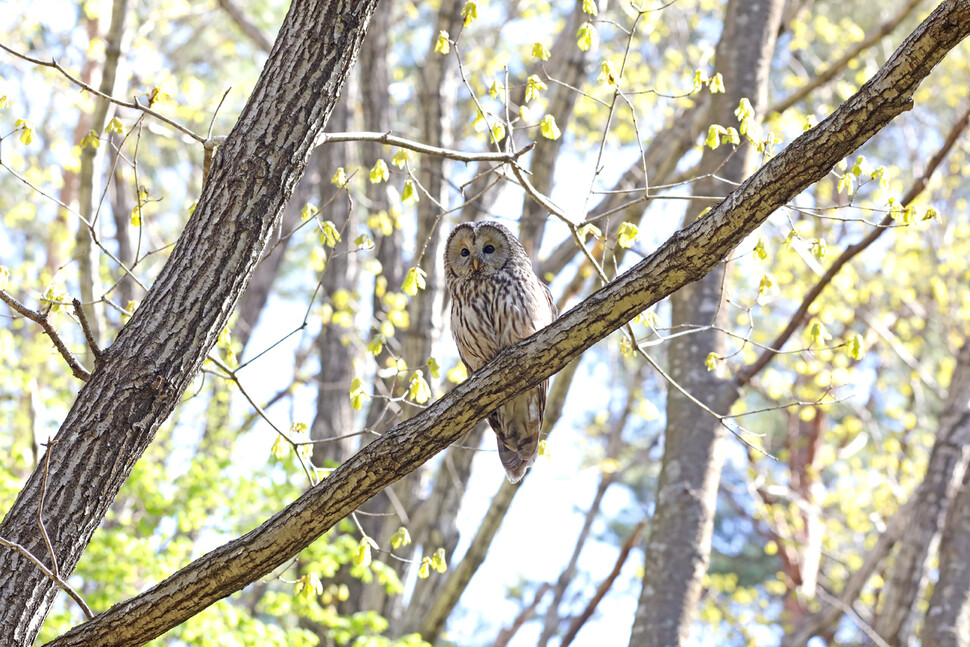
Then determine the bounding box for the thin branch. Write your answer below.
[0,43,205,143]
[319,131,535,164]
[0,289,90,381]
[72,299,103,365]
[560,521,647,647]
[493,583,551,647]
[0,536,93,620]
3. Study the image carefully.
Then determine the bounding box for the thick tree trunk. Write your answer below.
[629,1,784,645]
[0,1,382,644]
[923,455,970,647]
[876,342,970,645]
[312,86,360,467]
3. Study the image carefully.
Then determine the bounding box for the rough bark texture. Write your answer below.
[629,1,784,645]
[876,342,970,645]
[923,457,970,647]
[0,1,381,645]
[35,5,970,644]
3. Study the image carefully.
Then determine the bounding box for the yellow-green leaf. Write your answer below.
[539,114,560,140]
[391,527,411,549]
[15,119,34,145]
[809,320,831,344]
[705,352,718,372]
[430,548,447,573]
[597,60,617,86]
[271,436,287,459]
[753,236,768,261]
[105,117,124,134]
[525,74,547,103]
[846,333,865,360]
[709,73,725,94]
[353,539,373,567]
[402,266,427,296]
[490,121,506,144]
[576,22,595,51]
[350,376,369,410]
[80,130,100,149]
[532,42,551,61]
[488,81,503,99]
[617,222,638,248]
[811,238,827,260]
[0,95,8,110]
[391,148,412,168]
[426,357,441,379]
[319,220,341,247]
[402,179,419,205]
[434,30,450,55]
[582,0,598,15]
[461,0,477,26]
[408,371,432,404]
[369,159,389,184]
[331,167,348,188]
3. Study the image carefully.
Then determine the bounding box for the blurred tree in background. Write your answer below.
[1,0,970,645]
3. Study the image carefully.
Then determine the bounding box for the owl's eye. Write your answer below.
[483,244,495,254]
[460,248,470,257]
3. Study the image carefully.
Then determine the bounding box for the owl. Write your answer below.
[444,221,558,483]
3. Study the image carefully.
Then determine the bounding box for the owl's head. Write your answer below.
[445,221,520,279]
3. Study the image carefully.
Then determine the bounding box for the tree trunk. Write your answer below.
[0,1,382,644]
[876,342,970,645]
[629,1,785,645]
[923,452,970,647]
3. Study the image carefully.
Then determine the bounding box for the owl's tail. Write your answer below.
[496,436,537,483]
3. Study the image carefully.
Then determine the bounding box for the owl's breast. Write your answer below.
[450,278,504,371]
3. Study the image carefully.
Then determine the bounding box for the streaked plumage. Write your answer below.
[444,221,557,483]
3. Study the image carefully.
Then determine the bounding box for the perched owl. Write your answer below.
[444,221,558,483]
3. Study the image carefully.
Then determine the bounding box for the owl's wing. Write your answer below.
[542,281,558,319]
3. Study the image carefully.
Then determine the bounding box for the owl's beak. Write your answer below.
[471,257,481,272]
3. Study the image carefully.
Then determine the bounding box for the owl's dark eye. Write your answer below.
[460,248,470,257]
[483,244,495,254]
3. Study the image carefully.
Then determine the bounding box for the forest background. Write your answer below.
[1,0,970,646]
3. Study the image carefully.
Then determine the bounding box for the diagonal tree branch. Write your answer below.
[41,4,970,645]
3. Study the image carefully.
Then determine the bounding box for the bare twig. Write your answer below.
[0,440,95,620]
[0,536,93,620]
[0,289,90,381]
[72,299,103,365]
[0,43,205,143]
[494,583,551,647]
[560,521,647,647]
[319,131,535,164]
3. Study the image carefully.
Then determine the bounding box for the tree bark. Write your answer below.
[629,1,784,645]
[876,342,970,645]
[0,1,382,644]
[923,452,970,647]
[36,5,970,644]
